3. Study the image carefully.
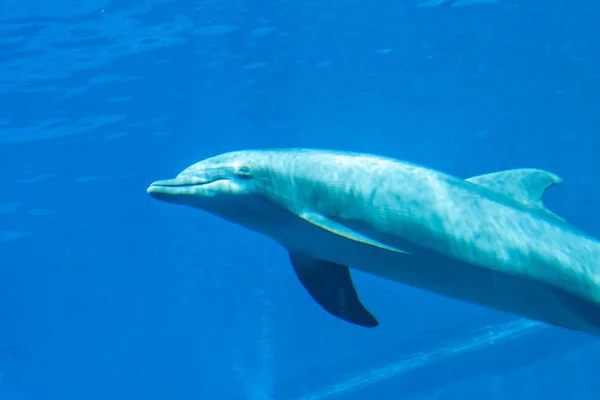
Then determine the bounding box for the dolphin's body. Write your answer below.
[147,149,600,335]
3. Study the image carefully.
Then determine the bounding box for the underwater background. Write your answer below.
[1,0,599,398]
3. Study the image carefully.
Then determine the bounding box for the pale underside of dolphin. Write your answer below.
[147,149,600,336]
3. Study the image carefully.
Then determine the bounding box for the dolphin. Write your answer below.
[147,149,600,335]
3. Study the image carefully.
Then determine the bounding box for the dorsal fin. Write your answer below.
[466,168,565,222]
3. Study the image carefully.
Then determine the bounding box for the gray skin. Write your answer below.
[147,148,600,335]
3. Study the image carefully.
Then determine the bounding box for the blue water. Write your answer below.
[1,0,599,398]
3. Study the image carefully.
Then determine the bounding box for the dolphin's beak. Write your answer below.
[147,176,227,202]
[147,179,188,201]
[148,178,181,189]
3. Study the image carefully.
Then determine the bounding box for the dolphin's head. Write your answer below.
[148,151,266,202]
[147,150,297,230]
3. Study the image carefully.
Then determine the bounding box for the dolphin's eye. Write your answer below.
[236,165,252,178]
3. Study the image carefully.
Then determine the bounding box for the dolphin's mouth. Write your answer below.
[149,176,225,187]
[147,177,229,199]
